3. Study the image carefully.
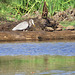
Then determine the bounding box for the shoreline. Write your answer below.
[0,31,75,41]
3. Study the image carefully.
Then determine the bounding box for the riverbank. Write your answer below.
[0,30,75,41]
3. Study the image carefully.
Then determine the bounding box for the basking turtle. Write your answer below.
[45,27,54,32]
[66,26,75,30]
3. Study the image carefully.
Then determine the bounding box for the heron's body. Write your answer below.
[12,21,28,31]
[12,19,35,31]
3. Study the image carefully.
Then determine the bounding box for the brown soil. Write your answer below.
[0,17,58,31]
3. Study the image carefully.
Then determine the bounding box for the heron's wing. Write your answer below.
[12,21,28,30]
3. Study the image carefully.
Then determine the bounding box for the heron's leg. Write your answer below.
[26,30,28,32]
[23,29,25,32]
[23,29,28,32]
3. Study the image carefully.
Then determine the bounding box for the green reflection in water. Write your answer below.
[0,55,75,75]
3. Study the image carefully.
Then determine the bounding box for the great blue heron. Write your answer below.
[12,19,35,31]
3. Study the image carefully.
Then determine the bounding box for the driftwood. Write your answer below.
[0,31,75,41]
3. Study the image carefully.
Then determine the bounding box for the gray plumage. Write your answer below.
[12,19,35,31]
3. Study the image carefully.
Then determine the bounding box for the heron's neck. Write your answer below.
[29,22,32,27]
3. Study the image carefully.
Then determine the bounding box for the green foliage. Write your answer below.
[60,20,75,27]
[0,0,75,20]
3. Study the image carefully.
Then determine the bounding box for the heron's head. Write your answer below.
[29,19,35,27]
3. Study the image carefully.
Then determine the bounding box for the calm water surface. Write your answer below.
[0,41,75,75]
[0,41,75,56]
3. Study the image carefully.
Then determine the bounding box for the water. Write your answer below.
[0,41,75,56]
[0,41,75,75]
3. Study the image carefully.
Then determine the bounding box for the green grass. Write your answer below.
[0,0,75,20]
[60,20,75,27]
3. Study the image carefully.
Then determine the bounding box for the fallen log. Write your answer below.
[0,31,75,41]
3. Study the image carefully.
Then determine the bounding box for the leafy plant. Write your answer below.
[60,20,75,27]
[0,0,75,20]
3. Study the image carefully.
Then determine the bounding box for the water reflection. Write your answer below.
[0,55,75,75]
[0,41,75,75]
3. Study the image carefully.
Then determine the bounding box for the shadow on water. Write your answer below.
[0,40,75,75]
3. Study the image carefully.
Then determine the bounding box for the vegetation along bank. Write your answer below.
[0,0,75,41]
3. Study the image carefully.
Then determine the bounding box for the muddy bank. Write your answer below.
[0,31,75,41]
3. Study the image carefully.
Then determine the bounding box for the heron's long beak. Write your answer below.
[33,24,35,27]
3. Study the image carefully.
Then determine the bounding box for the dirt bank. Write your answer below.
[0,16,75,41]
[0,30,75,41]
